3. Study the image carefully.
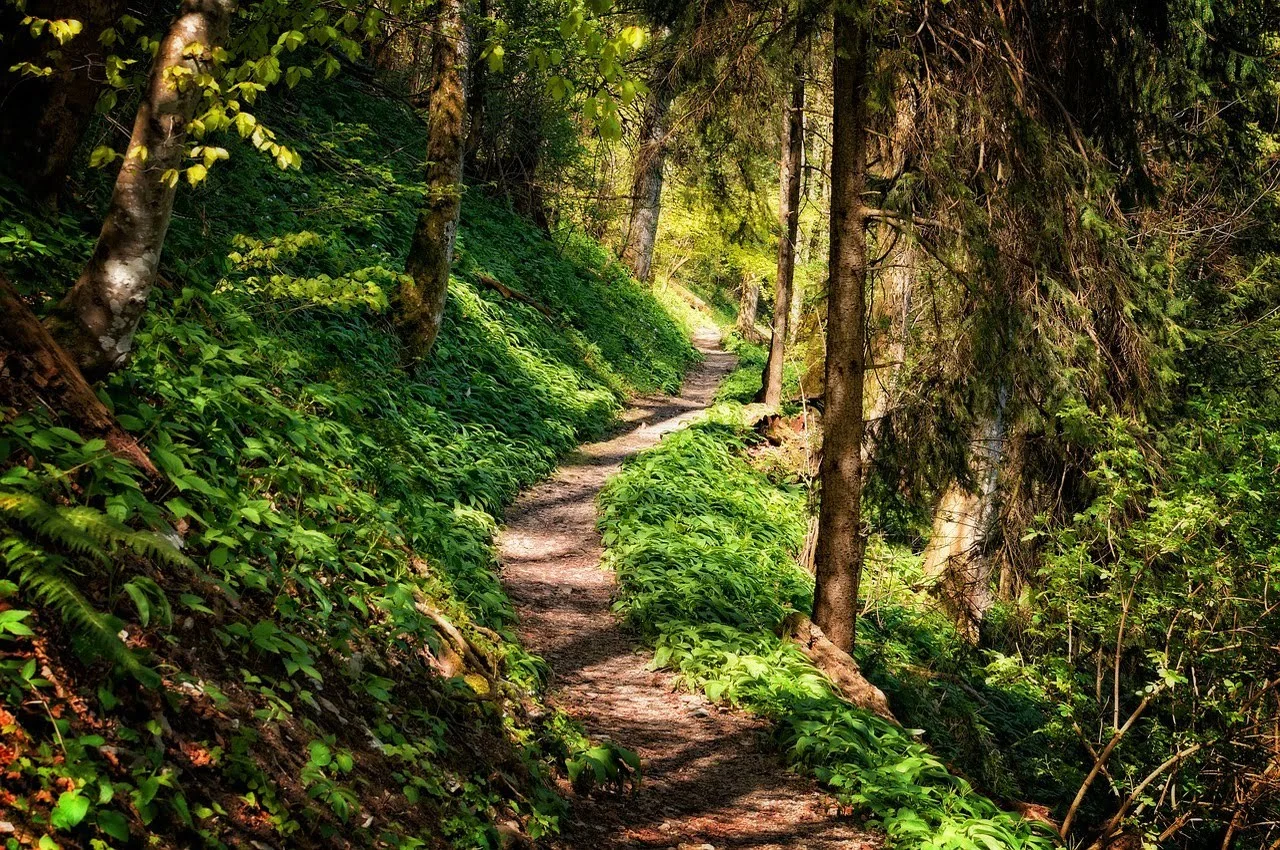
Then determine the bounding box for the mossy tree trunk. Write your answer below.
[737,274,762,341]
[397,0,470,359]
[0,0,128,207]
[758,62,805,406]
[46,0,235,377]
[621,66,674,284]
[812,9,870,654]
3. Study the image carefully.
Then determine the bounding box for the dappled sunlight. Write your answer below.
[601,414,1059,850]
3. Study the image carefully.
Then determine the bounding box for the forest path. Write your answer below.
[499,328,878,850]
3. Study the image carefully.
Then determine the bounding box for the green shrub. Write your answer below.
[599,415,1057,850]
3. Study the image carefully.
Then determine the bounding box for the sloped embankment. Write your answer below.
[0,80,695,848]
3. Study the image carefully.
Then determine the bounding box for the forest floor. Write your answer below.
[499,328,879,850]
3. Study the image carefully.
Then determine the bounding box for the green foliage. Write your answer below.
[0,465,189,687]
[1023,390,1280,841]
[219,231,398,311]
[565,740,642,794]
[713,334,803,406]
[0,78,693,848]
[598,415,1056,849]
[600,419,811,633]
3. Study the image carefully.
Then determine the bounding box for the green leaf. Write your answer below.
[0,608,34,635]
[51,790,91,830]
[96,809,131,841]
[309,740,332,767]
[122,581,151,627]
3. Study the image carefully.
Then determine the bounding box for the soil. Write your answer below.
[499,330,878,850]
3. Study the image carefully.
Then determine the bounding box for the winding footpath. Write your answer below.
[499,330,878,850]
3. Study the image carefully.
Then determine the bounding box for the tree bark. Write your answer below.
[462,0,490,164]
[862,88,916,464]
[757,63,806,406]
[922,389,1007,642]
[736,274,764,342]
[621,66,674,284]
[396,0,469,359]
[0,273,157,478]
[812,10,870,654]
[780,612,896,722]
[862,236,912,446]
[46,0,235,377]
[0,0,128,207]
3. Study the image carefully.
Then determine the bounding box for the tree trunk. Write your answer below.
[46,0,235,377]
[780,612,896,722]
[922,389,1008,642]
[862,237,912,440]
[757,63,806,406]
[806,126,829,262]
[0,0,128,207]
[396,0,470,359]
[462,0,490,164]
[737,274,763,342]
[0,273,157,478]
[812,9,870,654]
[621,66,674,284]
[862,88,917,465]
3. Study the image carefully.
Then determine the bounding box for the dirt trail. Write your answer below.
[499,329,877,850]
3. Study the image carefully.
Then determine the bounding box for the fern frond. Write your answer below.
[0,490,182,687]
[0,492,111,564]
[17,556,160,686]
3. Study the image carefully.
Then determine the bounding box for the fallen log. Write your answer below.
[778,611,897,723]
[0,272,159,479]
[474,272,556,321]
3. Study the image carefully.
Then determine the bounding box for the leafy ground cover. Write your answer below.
[597,405,1058,850]
[712,335,803,407]
[0,79,696,849]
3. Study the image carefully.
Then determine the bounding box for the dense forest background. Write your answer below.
[2,0,1280,848]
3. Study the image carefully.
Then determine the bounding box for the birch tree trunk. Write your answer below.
[47,0,235,377]
[397,0,469,359]
[923,389,1008,642]
[0,0,128,206]
[758,63,806,406]
[812,10,870,654]
[621,67,674,284]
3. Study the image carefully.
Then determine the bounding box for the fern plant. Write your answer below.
[0,490,189,686]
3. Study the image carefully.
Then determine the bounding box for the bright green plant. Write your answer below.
[0,76,694,848]
[599,415,1057,849]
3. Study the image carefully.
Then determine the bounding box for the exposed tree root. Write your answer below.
[0,272,159,479]
[474,272,558,320]
[778,612,897,723]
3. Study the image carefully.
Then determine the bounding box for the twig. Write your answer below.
[1060,690,1158,838]
[1085,743,1204,850]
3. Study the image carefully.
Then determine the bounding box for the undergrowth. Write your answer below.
[713,335,803,408]
[0,78,694,848]
[598,410,1058,850]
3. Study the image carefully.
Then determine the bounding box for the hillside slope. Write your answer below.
[0,80,696,849]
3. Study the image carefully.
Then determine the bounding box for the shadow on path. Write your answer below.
[499,329,878,850]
